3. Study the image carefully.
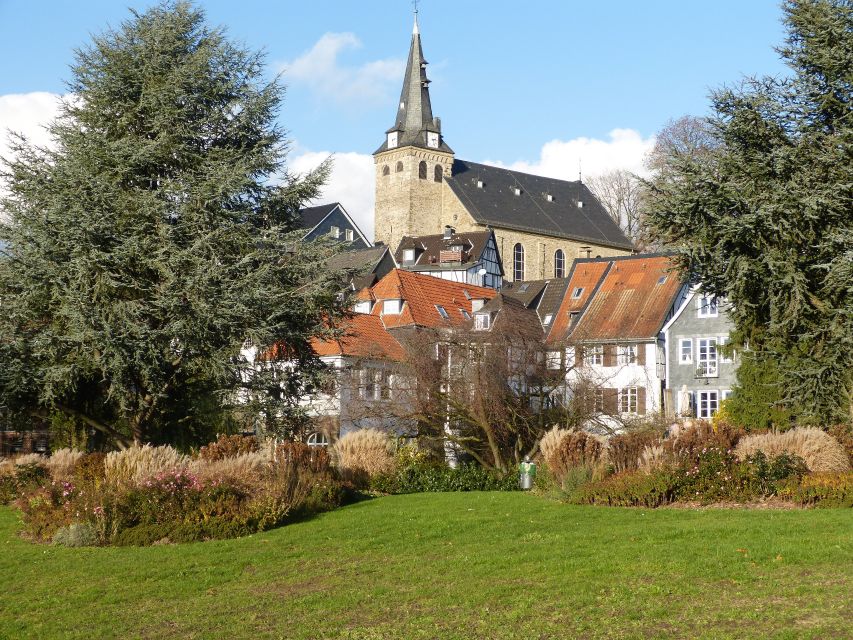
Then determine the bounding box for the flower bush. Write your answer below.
[779,473,853,508]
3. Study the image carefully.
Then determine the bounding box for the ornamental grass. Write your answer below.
[104,444,190,489]
[332,428,395,485]
[735,427,850,474]
[45,448,85,482]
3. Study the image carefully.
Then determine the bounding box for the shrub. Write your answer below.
[1,463,51,504]
[197,434,259,461]
[333,429,395,486]
[609,430,662,474]
[544,430,606,489]
[73,452,107,491]
[371,462,518,494]
[539,427,570,464]
[16,480,77,540]
[572,469,679,507]
[104,444,189,489]
[52,522,98,547]
[46,448,85,482]
[735,427,851,474]
[780,473,853,508]
[664,420,744,463]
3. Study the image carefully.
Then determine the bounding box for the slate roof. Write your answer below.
[535,279,571,331]
[445,160,633,250]
[501,279,550,308]
[295,203,339,232]
[394,230,493,271]
[311,313,406,362]
[326,245,391,290]
[369,269,496,329]
[565,254,683,343]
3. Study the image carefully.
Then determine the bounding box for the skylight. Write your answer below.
[543,313,553,325]
[436,305,449,319]
[572,287,584,299]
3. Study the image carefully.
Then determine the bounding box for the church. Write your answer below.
[373,16,635,283]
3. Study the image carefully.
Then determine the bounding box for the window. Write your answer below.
[657,275,667,285]
[543,313,553,325]
[554,249,565,278]
[382,165,390,176]
[593,389,605,413]
[353,300,372,314]
[396,161,403,173]
[546,351,562,370]
[513,187,522,196]
[436,305,449,319]
[697,294,718,318]
[619,387,638,414]
[474,313,491,330]
[697,338,718,377]
[586,345,603,366]
[382,299,402,315]
[345,229,353,242]
[578,246,592,259]
[679,339,693,364]
[571,287,584,299]
[460,309,470,319]
[513,243,525,281]
[697,390,719,418]
[434,165,443,182]
[306,432,329,447]
[618,345,637,365]
[721,389,733,401]
[418,161,427,180]
[402,248,415,263]
[361,369,392,401]
[545,193,554,202]
[330,226,340,239]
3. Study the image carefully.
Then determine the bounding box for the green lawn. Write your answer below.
[1,494,850,640]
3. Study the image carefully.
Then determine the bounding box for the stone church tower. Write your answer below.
[373,16,453,252]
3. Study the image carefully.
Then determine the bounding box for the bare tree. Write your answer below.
[586,170,646,249]
[644,115,719,175]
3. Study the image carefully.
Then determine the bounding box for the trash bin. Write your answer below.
[519,457,536,490]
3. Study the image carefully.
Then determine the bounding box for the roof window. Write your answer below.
[513,187,522,196]
[577,200,584,208]
[476,180,484,189]
[436,305,449,319]
[572,287,584,299]
[545,194,554,202]
[543,313,553,325]
[658,275,667,285]
[518,283,530,293]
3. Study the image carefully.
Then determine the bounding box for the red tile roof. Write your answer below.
[369,269,497,328]
[546,261,610,344]
[568,255,682,342]
[310,313,406,361]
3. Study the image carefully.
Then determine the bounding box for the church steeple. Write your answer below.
[376,12,451,154]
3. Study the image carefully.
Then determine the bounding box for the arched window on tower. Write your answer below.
[418,161,427,180]
[513,243,525,281]
[396,161,403,173]
[382,165,390,176]
[434,165,443,182]
[554,249,565,278]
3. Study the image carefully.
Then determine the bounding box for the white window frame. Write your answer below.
[402,248,415,263]
[345,229,353,242]
[697,294,718,318]
[619,387,638,414]
[353,300,372,314]
[679,338,693,364]
[382,299,402,315]
[542,313,553,325]
[618,344,637,365]
[306,432,329,447]
[721,389,733,402]
[586,345,603,366]
[435,305,449,320]
[330,226,340,239]
[474,313,490,331]
[719,336,733,363]
[697,338,718,377]
[697,390,719,418]
[571,287,584,299]
[546,350,562,370]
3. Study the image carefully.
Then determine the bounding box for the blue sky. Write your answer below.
[0,0,790,237]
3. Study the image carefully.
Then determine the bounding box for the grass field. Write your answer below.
[1,493,851,639]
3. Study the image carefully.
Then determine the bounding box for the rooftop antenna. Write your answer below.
[412,0,420,33]
[578,158,582,183]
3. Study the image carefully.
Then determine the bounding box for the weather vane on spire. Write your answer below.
[413,0,420,15]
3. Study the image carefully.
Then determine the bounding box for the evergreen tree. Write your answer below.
[0,2,347,446]
[645,0,853,425]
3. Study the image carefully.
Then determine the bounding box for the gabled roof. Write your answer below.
[326,244,393,290]
[567,254,683,342]
[295,202,371,247]
[394,229,495,272]
[472,293,543,338]
[369,269,496,329]
[546,261,611,344]
[502,279,549,308]
[311,313,406,362]
[445,160,633,250]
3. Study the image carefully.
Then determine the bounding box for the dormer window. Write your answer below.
[330,226,340,239]
[545,194,554,202]
[354,300,372,314]
[577,200,584,208]
[513,187,522,196]
[427,132,439,148]
[476,180,484,188]
[403,248,416,263]
[474,312,491,330]
[387,132,398,149]
[450,244,464,252]
[345,229,353,242]
[382,299,402,315]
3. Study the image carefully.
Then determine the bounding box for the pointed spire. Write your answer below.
[378,10,451,154]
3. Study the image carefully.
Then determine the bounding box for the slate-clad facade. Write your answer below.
[297,202,370,250]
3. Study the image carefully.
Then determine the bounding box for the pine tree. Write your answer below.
[0,2,347,446]
[646,0,853,425]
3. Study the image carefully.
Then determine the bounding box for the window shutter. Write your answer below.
[637,386,647,415]
[603,344,616,367]
[604,388,618,414]
[637,343,646,366]
[575,346,584,368]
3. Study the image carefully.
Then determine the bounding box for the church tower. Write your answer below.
[373,13,454,251]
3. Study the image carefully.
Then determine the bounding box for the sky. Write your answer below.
[0,1,790,239]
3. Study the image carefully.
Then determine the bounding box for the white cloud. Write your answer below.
[0,92,63,164]
[279,33,403,105]
[486,128,655,180]
[289,149,376,241]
